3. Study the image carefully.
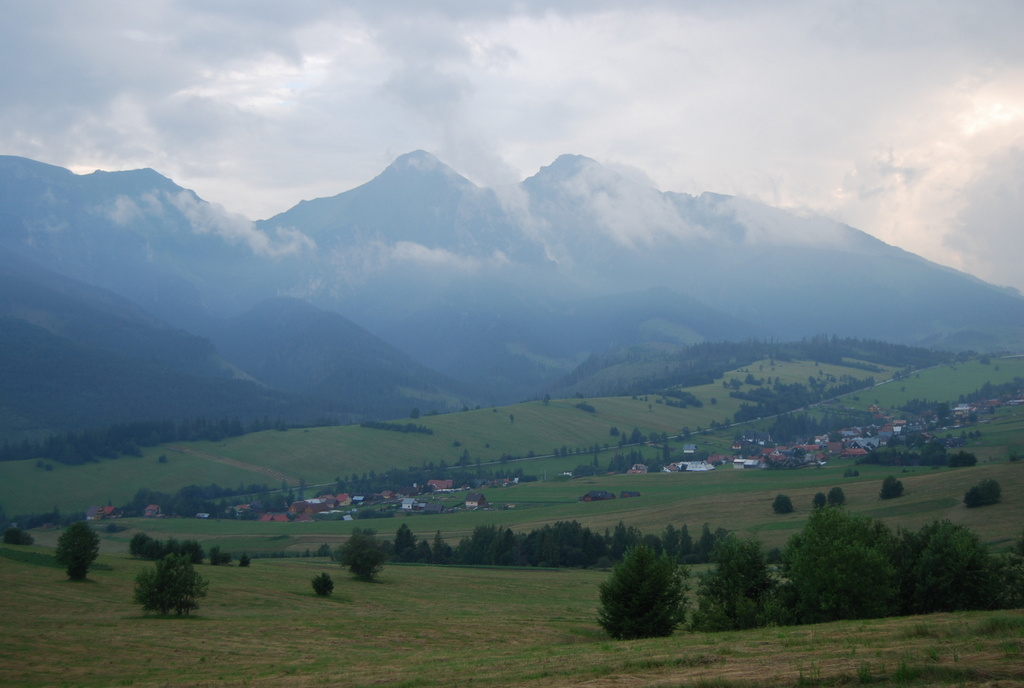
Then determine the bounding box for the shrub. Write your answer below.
[880,475,904,499]
[772,494,793,514]
[55,521,100,581]
[133,553,208,615]
[312,572,334,596]
[238,552,251,567]
[597,544,689,639]
[963,479,1000,508]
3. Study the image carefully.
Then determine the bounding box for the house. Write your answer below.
[401,498,420,511]
[619,491,641,499]
[626,463,648,474]
[143,504,161,518]
[258,513,289,522]
[465,492,488,509]
[683,444,697,454]
[579,490,616,502]
[336,493,351,506]
[86,506,102,521]
[423,502,444,514]
[428,479,454,491]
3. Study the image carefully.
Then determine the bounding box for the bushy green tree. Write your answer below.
[311,572,334,596]
[690,536,775,631]
[880,475,904,499]
[3,526,34,545]
[597,544,689,640]
[826,486,846,507]
[133,553,208,615]
[894,520,1000,615]
[812,492,827,509]
[772,494,793,514]
[963,479,1000,508]
[337,529,386,581]
[238,552,251,567]
[780,507,897,624]
[55,521,100,581]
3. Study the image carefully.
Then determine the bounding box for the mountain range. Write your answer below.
[1,150,1022,438]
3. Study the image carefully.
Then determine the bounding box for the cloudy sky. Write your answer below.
[3,1,1023,291]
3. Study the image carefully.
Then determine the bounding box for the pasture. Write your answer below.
[2,544,1023,687]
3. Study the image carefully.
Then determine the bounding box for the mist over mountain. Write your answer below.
[1,150,1021,434]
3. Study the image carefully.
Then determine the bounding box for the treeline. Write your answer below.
[0,416,294,465]
[359,421,434,435]
[689,508,1024,631]
[387,520,731,568]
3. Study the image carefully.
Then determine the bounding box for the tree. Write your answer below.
[337,529,386,581]
[597,544,689,640]
[311,572,334,597]
[690,536,775,632]
[780,507,897,624]
[238,552,251,567]
[3,526,34,545]
[880,475,904,499]
[772,494,793,514]
[133,553,208,615]
[893,520,1000,615]
[208,546,232,566]
[393,523,416,562]
[812,492,827,509]
[963,479,1000,508]
[55,521,100,581]
[826,486,846,507]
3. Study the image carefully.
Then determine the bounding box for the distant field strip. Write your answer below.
[166,445,298,486]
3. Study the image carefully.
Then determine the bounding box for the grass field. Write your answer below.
[2,544,1023,688]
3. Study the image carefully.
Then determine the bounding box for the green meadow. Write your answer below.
[2,543,1023,688]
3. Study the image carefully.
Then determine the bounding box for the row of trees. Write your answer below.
[386,520,731,569]
[598,508,1024,639]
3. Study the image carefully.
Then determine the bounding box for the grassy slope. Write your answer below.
[2,546,1023,688]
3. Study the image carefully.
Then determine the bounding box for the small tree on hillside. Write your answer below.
[337,529,386,582]
[963,479,1000,508]
[827,486,846,507]
[312,572,334,596]
[812,492,827,509]
[880,475,904,500]
[133,553,208,616]
[597,544,689,640]
[55,521,100,581]
[772,494,794,514]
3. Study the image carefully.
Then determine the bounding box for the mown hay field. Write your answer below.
[2,544,1023,688]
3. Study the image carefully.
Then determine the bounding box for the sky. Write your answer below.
[2,1,1023,292]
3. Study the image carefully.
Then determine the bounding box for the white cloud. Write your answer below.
[166,191,315,257]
